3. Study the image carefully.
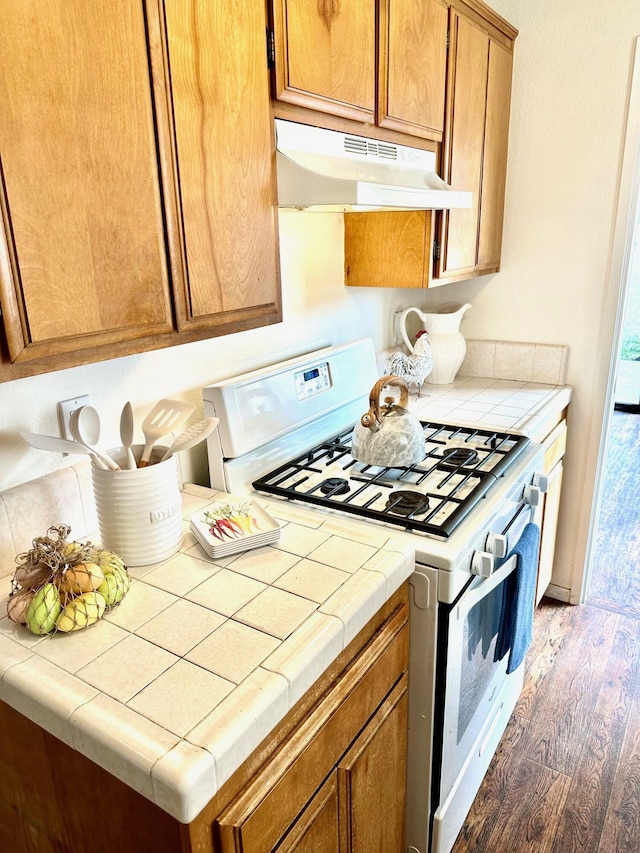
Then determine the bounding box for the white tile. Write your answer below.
[36,619,129,673]
[187,619,280,683]
[186,667,289,792]
[141,552,221,597]
[262,611,344,707]
[77,634,178,703]
[186,568,266,616]
[135,599,226,657]
[2,656,98,747]
[151,739,217,823]
[320,569,386,648]
[103,581,177,631]
[494,342,534,381]
[70,692,179,803]
[235,586,318,640]
[227,546,299,584]
[127,659,234,736]
[460,340,496,377]
[261,500,325,529]
[532,344,568,384]
[275,523,331,557]
[316,516,392,549]
[0,631,33,676]
[274,558,350,603]
[362,551,412,598]
[307,536,377,573]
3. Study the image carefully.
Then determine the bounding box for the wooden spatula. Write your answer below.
[138,399,195,467]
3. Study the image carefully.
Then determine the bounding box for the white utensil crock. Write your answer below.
[400,303,471,384]
[91,445,183,566]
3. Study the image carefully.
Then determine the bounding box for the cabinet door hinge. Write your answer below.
[266,29,275,68]
[433,240,441,261]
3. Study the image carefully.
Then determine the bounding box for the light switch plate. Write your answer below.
[57,395,90,444]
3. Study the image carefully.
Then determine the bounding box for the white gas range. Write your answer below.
[202,338,546,853]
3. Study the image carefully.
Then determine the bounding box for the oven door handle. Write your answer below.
[459,554,518,615]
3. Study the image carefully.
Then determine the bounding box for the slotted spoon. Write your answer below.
[159,417,220,462]
[138,399,195,467]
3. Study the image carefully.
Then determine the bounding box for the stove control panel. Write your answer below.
[294,362,332,400]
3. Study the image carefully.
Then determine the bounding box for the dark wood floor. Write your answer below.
[452,412,640,853]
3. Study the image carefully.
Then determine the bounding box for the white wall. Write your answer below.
[2,0,639,603]
[0,212,409,492]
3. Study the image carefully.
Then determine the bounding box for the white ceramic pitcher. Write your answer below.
[400,303,471,385]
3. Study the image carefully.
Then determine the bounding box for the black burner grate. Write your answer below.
[252,420,530,538]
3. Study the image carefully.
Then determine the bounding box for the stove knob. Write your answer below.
[523,484,542,506]
[471,551,495,577]
[485,533,507,558]
[533,472,549,493]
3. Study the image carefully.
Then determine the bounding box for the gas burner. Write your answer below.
[385,490,430,517]
[441,448,479,468]
[319,477,350,495]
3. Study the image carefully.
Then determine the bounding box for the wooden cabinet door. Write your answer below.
[216,606,408,853]
[344,210,432,288]
[438,12,489,278]
[160,0,281,333]
[536,460,563,604]
[271,0,376,122]
[338,676,408,851]
[0,0,173,366]
[477,38,513,270]
[379,0,448,142]
[435,7,515,282]
[275,774,340,853]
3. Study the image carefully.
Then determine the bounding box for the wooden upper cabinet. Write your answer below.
[160,0,281,331]
[0,0,173,365]
[0,0,281,381]
[271,0,447,142]
[434,3,515,282]
[379,0,448,141]
[271,0,376,122]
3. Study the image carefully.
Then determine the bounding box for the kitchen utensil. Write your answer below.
[350,375,425,468]
[20,431,107,468]
[69,406,119,470]
[400,302,471,384]
[119,402,137,470]
[159,417,220,462]
[138,398,195,467]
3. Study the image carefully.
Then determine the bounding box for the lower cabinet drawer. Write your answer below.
[215,604,408,853]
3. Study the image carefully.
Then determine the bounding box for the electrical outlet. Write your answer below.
[393,311,404,345]
[57,395,90,443]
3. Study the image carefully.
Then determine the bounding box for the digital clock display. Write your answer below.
[294,362,331,400]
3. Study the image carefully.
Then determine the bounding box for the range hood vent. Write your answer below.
[275,119,472,212]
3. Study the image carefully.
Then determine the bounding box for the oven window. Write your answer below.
[458,580,505,743]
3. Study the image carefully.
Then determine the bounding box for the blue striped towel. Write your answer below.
[494,522,541,674]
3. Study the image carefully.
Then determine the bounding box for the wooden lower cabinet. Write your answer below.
[535,418,568,603]
[0,585,409,853]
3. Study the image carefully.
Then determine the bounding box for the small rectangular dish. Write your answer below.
[189,499,280,559]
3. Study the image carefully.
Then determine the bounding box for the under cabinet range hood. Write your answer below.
[275,119,472,212]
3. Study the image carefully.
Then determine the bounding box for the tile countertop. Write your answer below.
[408,375,573,443]
[0,485,414,825]
[380,339,573,442]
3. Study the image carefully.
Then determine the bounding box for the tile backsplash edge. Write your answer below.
[461,340,569,385]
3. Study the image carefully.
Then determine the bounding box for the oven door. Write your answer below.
[434,502,535,808]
